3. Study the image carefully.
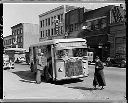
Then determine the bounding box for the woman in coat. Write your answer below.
[93,56,106,90]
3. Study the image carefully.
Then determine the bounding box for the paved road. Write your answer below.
[4,63,126,100]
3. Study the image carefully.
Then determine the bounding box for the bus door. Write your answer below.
[55,48,67,80]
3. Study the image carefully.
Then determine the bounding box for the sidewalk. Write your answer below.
[3,70,84,99]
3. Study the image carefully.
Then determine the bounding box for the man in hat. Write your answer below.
[93,56,106,89]
[36,49,47,84]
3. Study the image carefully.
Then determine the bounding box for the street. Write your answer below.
[3,63,126,100]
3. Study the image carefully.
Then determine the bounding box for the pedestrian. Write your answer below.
[93,56,106,90]
[36,50,47,84]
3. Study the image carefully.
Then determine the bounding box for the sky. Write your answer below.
[3,2,125,37]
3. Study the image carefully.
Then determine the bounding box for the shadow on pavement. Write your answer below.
[51,78,83,85]
[19,79,36,84]
[68,86,100,91]
[12,70,36,81]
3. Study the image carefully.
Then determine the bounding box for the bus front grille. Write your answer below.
[65,60,83,77]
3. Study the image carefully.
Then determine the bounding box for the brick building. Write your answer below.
[39,5,78,42]
[77,5,126,61]
[3,23,39,52]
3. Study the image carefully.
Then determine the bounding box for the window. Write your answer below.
[51,17,53,25]
[45,19,47,26]
[93,20,99,30]
[40,21,42,28]
[60,14,63,22]
[20,28,23,34]
[86,21,92,30]
[46,30,48,36]
[43,31,44,37]
[41,31,43,38]
[57,15,60,21]
[69,24,73,32]
[48,18,50,26]
[43,20,44,27]
[101,18,107,28]
[20,36,23,42]
[51,28,54,36]
[60,26,63,34]
[74,23,79,31]
[15,30,17,35]
[12,31,15,35]
[48,29,50,36]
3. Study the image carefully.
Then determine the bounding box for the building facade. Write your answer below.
[3,23,39,52]
[77,5,126,61]
[39,5,78,42]
[65,7,87,38]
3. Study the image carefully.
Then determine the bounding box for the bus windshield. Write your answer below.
[56,47,87,59]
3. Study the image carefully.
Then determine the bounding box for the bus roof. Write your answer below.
[30,38,86,47]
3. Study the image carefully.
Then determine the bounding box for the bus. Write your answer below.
[29,38,89,82]
[4,48,26,63]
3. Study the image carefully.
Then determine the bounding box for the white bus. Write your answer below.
[29,38,89,82]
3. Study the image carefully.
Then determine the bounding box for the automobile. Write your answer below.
[105,57,126,68]
[3,54,15,69]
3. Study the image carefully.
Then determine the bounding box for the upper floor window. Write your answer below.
[101,18,107,28]
[45,19,48,26]
[93,19,99,30]
[20,36,23,43]
[60,26,63,34]
[40,21,42,28]
[57,15,60,21]
[48,29,50,36]
[43,20,44,27]
[20,28,23,34]
[51,28,54,36]
[41,31,43,38]
[86,21,92,30]
[74,23,79,31]
[48,18,50,26]
[69,24,73,32]
[46,30,48,36]
[51,17,54,25]
[60,14,63,22]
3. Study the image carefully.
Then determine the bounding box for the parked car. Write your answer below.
[105,57,126,68]
[3,54,15,69]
